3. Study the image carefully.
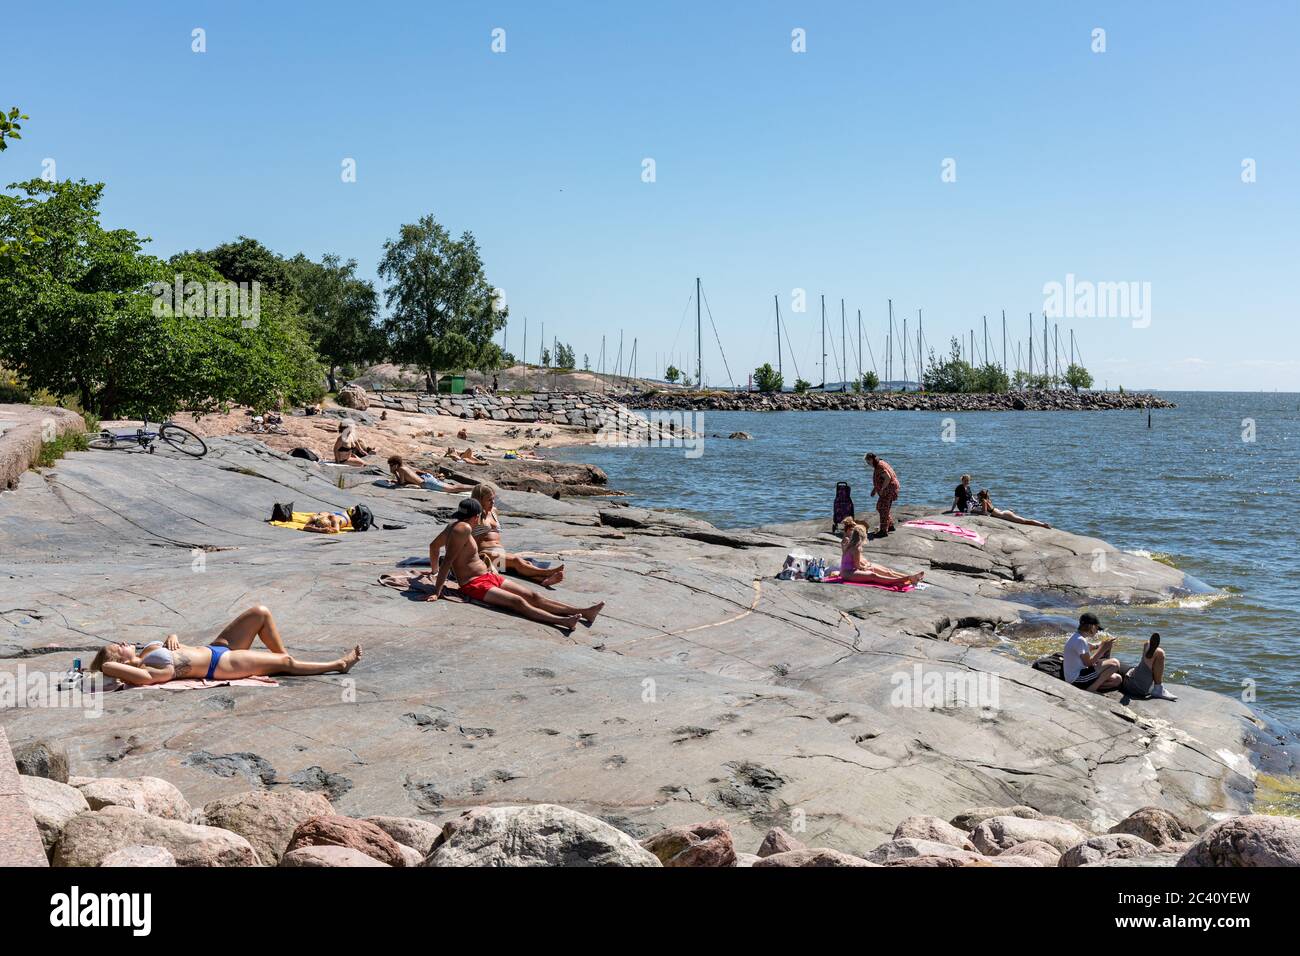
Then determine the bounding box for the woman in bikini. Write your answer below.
[838,518,925,587]
[303,511,351,533]
[975,490,1052,529]
[90,606,362,687]
[387,455,475,493]
[469,483,564,586]
[444,446,488,466]
[334,421,375,465]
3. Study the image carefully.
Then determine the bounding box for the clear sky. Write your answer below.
[6,1,1297,390]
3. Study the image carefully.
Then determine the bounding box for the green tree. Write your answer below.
[179,236,296,295]
[862,370,880,392]
[971,362,1010,393]
[665,365,680,384]
[1064,363,1094,392]
[922,338,977,393]
[0,107,27,151]
[286,253,384,391]
[377,215,507,391]
[794,377,811,393]
[753,362,783,393]
[583,353,590,371]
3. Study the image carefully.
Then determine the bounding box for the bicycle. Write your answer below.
[88,419,209,458]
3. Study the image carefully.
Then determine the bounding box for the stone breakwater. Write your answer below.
[369,389,632,432]
[618,388,1175,413]
[12,746,1300,867]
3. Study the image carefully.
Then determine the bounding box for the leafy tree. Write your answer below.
[862,370,880,392]
[583,353,590,371]
[0,107,27,151]
[0,180,324,419]
[753,362,783,393]
[922,338,977,393]
[793,378,811,393]
[377,215,508,391]
[971,362,1010,393]
[286,253,384,391]
[541,346,551,367]
[555,342,576,369]
[1064,363,1093,392]
[178,236,296,295]
[665,365,680,384]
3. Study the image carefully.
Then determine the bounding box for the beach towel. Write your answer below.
[379,570,440,596]
[269,511,355,533]
[903,519,985,545]
[149,676,279,691]
[820,573,925,592]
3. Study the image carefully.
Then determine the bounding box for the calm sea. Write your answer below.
[557,391,1300,728]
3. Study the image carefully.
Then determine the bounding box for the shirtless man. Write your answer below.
[430,498,603,631]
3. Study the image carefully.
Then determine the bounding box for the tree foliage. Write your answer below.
[378,215,507,388]
[664,365,680,384]
[1064,363,1093,391]
[862,370,880,392]
[285,253,384,391]
[0,107,27,151]
[753,362,783,393]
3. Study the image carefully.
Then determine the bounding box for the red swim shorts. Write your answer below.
[460,572,504,602]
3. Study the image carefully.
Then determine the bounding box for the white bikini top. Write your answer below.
[139,642,173,667]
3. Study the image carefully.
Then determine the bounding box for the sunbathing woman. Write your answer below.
[90,605,361,687]
[444,446,488,466]
[334,421,375,465]
[838,518,925,586]
[975,490,1051,529]
[303,511,350,533]
[388,455,475,493]
[469,483,564,586]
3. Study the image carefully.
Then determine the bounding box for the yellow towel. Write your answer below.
[269,511,354,533]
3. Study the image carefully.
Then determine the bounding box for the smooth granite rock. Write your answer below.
[101,844,177,867]
[1177,815,1300,867]
[20,774,89,853]
[1108,806,1196,848]
[756,826,806,858]
[752,848,877,867]
[1059,833,1156,867]
[201,790,334,865]
[893,814,976,850]
[363,815,443,856]
[54,806,259,867]
[285,815,407,867]
[641,818,736,867]
[13,741,69,783]
[75,777,192,821]
[425,805,660,867]
[280,845,390,867]
[971,816,1092,854]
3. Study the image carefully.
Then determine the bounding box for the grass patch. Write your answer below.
[34,430,90,468]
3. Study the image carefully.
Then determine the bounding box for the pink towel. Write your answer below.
[821,574,916,592]
[150,676,279,691]
[904,519,985,545]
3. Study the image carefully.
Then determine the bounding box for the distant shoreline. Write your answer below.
[618,389,1175,413]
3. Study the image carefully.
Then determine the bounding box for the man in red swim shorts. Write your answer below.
[431,498,604,632]
[864,452,900,537]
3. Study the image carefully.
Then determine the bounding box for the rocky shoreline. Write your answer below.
[619,388,1175,413]
[2,431,1297,868]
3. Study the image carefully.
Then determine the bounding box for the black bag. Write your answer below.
[348,504,374,532]
[1031,652,1066,681]
[289,447,320,461]
[271,502,294,523]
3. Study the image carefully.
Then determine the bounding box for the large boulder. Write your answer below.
[363,816,443,856]
[13,740,69,783]
[75,777,192,821]
[866,838,983,865]
[949,805,1042,831]
[336,385,369,410]
[280,845,391,867]
[101,845,177,867]
[757,826,806,858]
[752,848,877,867]
[201,790,334,866]
[1177,815,1300,868]
[424,805,660,867]
[997,839,1062,866]
[53,806,260,867]
[971,815,1090,854]
[893,814,976,851]
[20,775,89,853]
[285,815,407,867]
[1059,834,1156,867]
[641,818,736,867]
[1109,806,1195,849]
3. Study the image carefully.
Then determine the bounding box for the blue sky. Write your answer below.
[6,1,1297,390]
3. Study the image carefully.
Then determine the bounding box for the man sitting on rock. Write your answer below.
[430,498,603,632]
[1063,612,1123,693]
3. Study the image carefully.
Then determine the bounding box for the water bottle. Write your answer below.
[58,658,83,692]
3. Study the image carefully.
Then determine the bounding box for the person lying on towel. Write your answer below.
[90,606,361,687]
[428,498,602,632]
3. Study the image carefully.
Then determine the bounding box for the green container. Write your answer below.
[437,375,467,395]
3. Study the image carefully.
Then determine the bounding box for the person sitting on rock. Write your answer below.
[863,453,900,536]
[429,498,602,632]
[975,489,1051,529]
[90,606,361,687]
[1120,633,1178,701]
[838,518,924,587]
[469,483,564,586]
[949,474,974,514]
[444,446,488,465]
[1063,612,1122,693]
[388,455,475,493]
[334,420,375,465]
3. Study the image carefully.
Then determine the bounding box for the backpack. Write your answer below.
[832,481,854,531]
[1031,653,1066,681]
[776,551,815,580]
[348,504,374,532]
[271,502,294,523]
[289,446,320,461]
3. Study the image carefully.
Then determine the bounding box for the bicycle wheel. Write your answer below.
[159,423,208,457]
[88,432,130,451]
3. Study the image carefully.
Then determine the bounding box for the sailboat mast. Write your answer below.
[902,316,908,386]
[1002,310,1007,372]
[774,294,782,378]
[887,298,894,387]
[695,277,702,389]
[840,299,846,391]
[819,294,827,389]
